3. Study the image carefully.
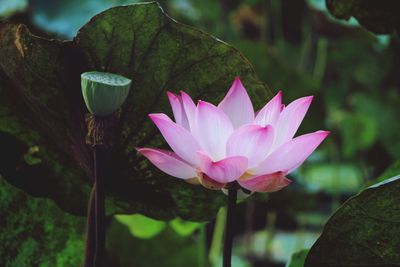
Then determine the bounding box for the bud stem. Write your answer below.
[93,147,106,266]
[83,115,113,267]
[83,188,95,267]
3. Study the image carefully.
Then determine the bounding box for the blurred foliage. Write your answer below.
[305,166,400,266]
[326,0,400,34]
[307,0,359,27]
[115,214,167,239]
[29,0,142,38]
[0,176,85,266]
[286,249,309,267]
[0,0,27,18]
[115,214,201,238]
[106,219,199,267]
[169,218,202,236]
[249,230,318,263]
[302,164,363,194]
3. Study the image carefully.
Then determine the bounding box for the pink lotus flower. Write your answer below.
[137,78,329,192]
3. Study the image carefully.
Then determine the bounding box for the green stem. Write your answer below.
[313,37,328,85]
[198,224,207,267]
[209,208,226,266]
[223,187,237,267]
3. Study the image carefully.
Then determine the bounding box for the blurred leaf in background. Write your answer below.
[302,163,363,194]
[326,0,400,34]
[115,214,167,239]
[106,218,201,267]
[169,218,202,236]
[286,249,309,267]
[0,0,27,18]
[307,0,360,27]
[115,214,202,239]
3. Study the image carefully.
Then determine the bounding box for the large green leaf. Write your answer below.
[0,71,91,216]
[0,176,86,266]
[326,0,400,34]
[0,2,271,221]
[305,161,400,266]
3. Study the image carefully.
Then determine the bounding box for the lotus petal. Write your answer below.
[238,172,291,192]
[197,151,248,184]
[137,148,197,179]
[149,113,200,165]
[252,130,329,175]
[218,77,254,128]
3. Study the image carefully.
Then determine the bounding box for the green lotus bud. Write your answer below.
[81,71,132,116]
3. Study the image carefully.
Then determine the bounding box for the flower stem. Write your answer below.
[223,187,237,267]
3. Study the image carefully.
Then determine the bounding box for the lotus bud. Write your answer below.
[81,71,132,116]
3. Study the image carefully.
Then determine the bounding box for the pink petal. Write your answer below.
[273,96,313,148]
[180,91,196,131]
[251,131,329,175]
[226,124,274,168]
[197,151,248,184]
[254,91,282,127]
[238,172,292,192]
[218,77,254,128]
[192,101,234,160]
[137,148,197,179]
[167,92,190,130]
[149,113,200,165]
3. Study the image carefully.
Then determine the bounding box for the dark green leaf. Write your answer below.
[373,161,400,184]
[0,2,271,220]
[305,162,400,266]
[326,0,400,34]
